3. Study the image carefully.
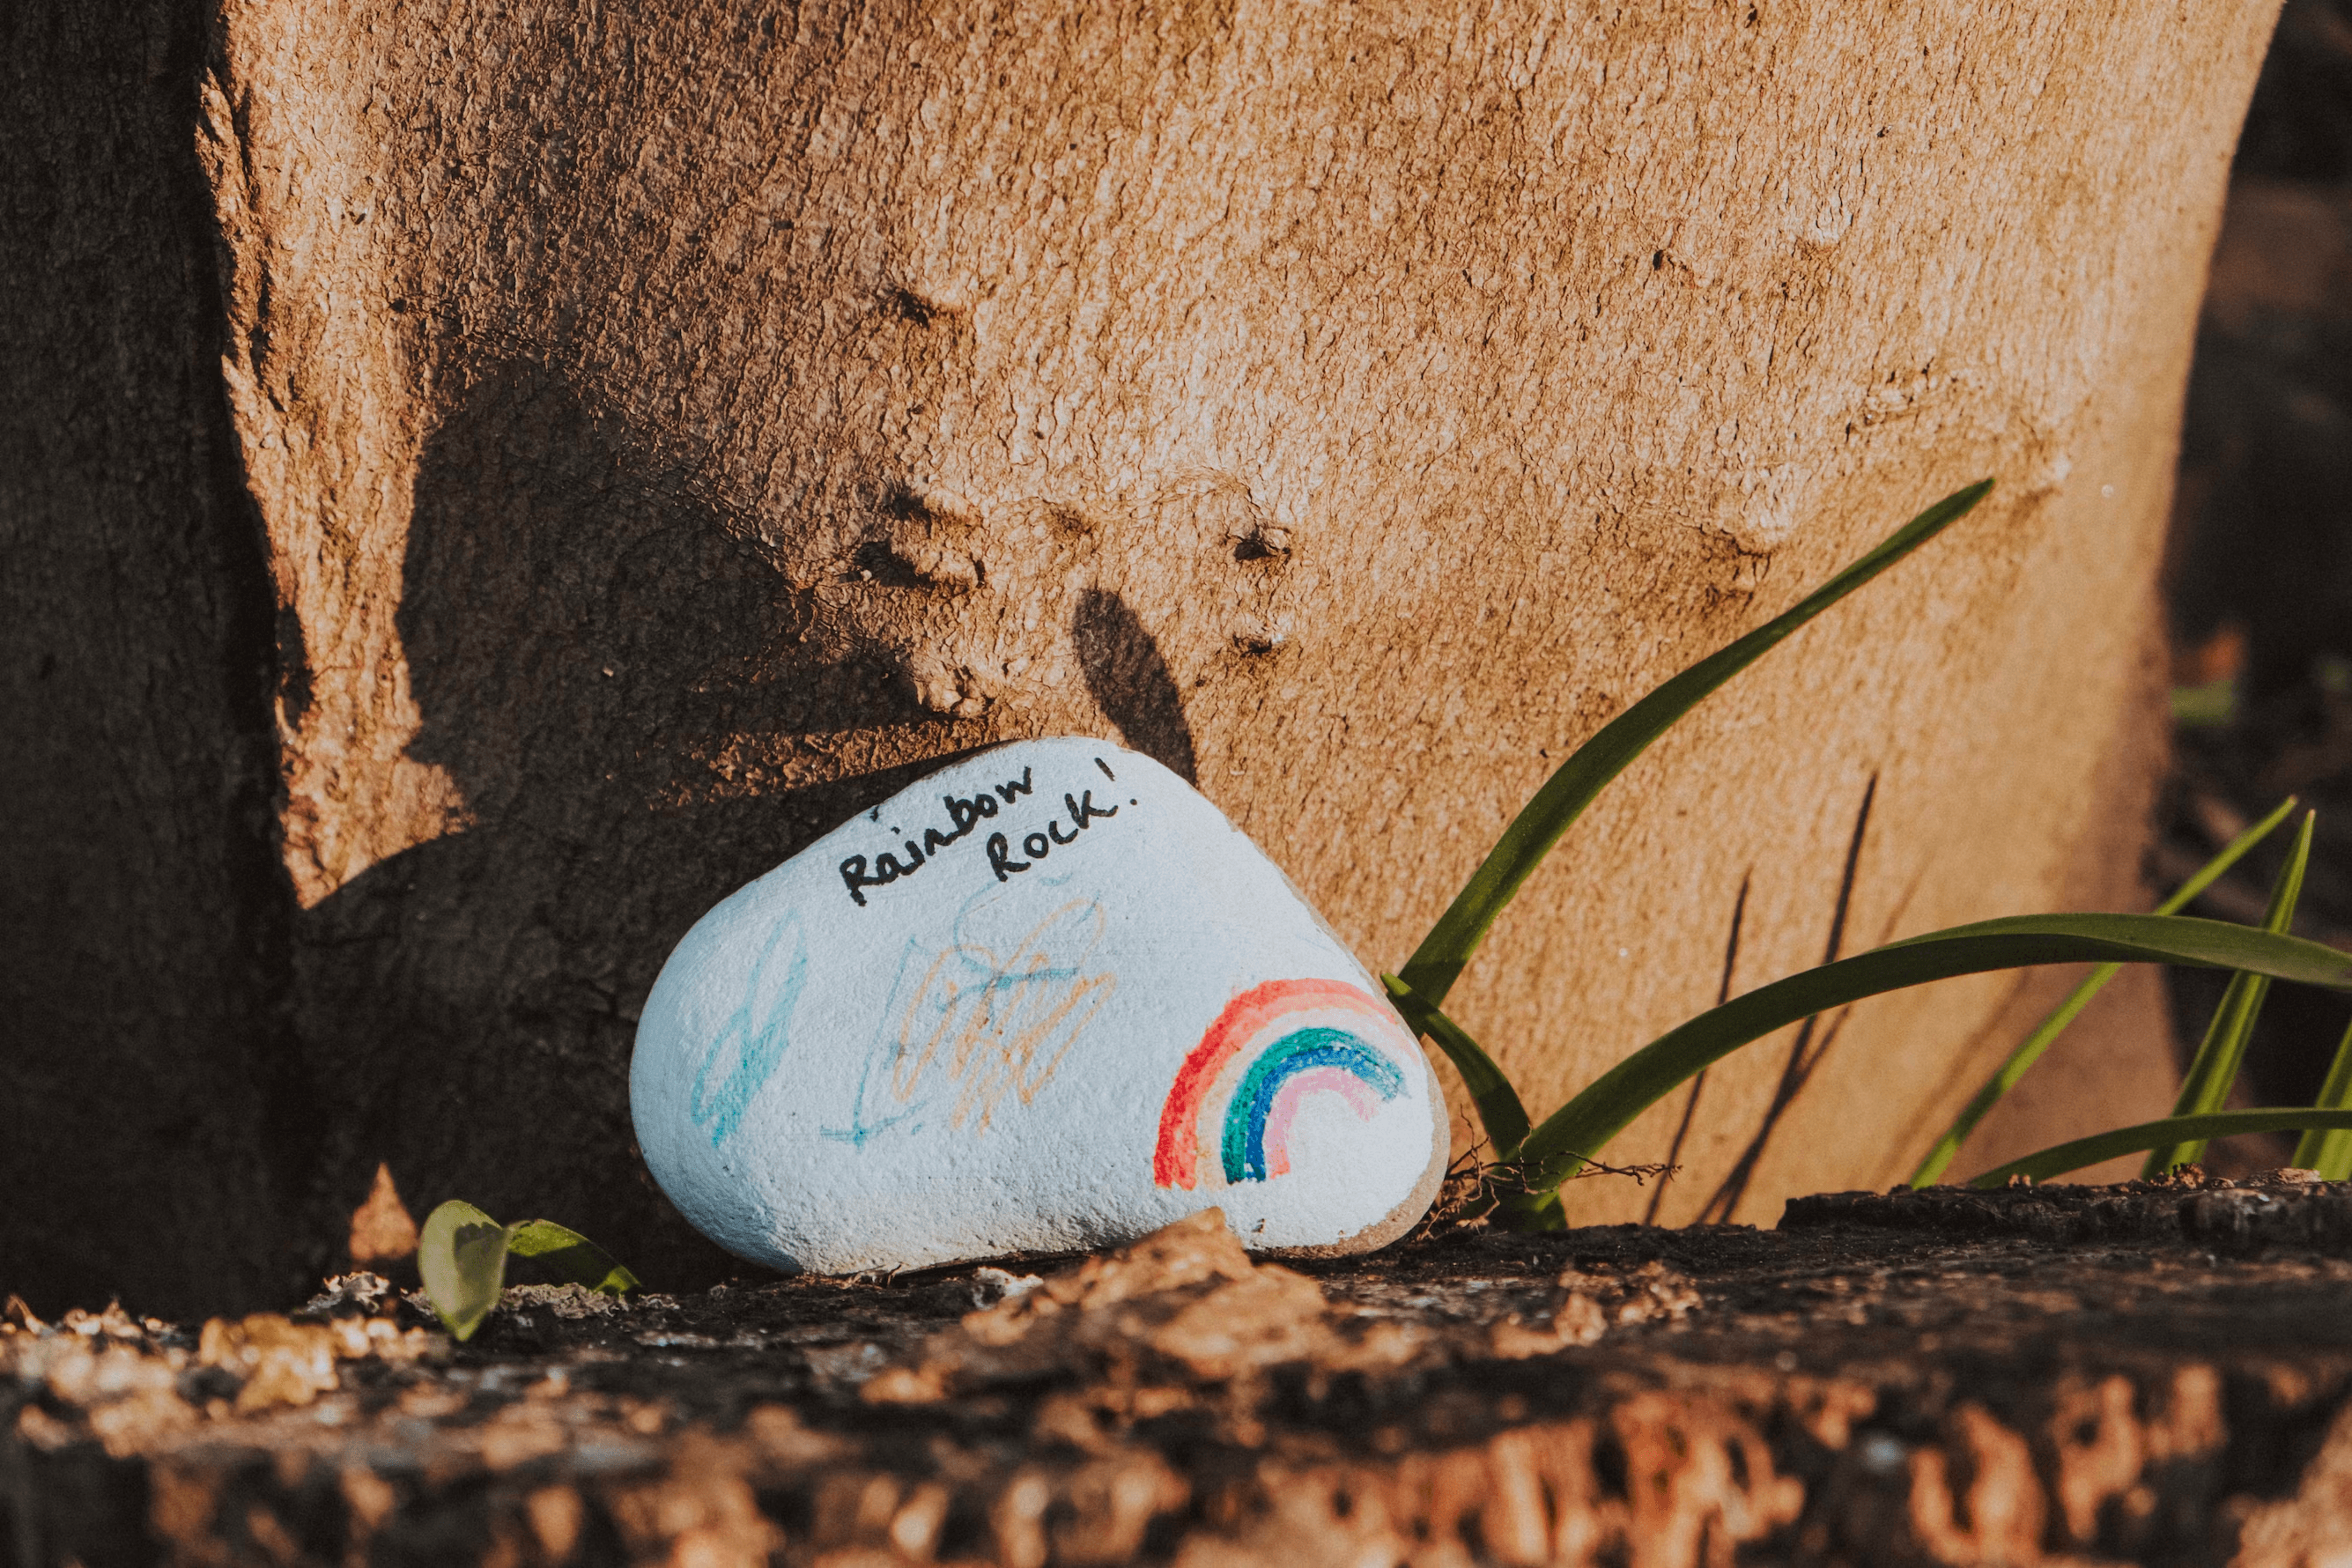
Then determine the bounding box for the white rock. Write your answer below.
[630,737,1447,1274]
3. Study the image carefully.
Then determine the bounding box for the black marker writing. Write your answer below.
[945,792,997,835]
[840,767,1035,905]
[988,789,1121,883]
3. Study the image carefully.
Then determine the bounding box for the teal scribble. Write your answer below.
[688,912,809,1148]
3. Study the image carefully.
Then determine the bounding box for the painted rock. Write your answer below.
[630,736,1448,1274]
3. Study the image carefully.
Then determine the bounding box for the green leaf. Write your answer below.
[418,1204,640,1342]
[2169,677,2238,729]
[418,1200,510,1342]
[1908,795,2300,1187]
[1395,479,1993,1010]
[505,1219,641,1296]
[1507,913,2352,1199]
[1974,1110,2352,1187]
[1382,972,1530,1158]
[2292,1014,2352,1180]
[2144,810,2316,1177]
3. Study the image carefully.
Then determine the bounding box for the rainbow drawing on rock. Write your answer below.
[1153,978,1415,1189]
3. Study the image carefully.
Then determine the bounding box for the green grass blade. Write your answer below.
[1382,973,1530,1157]
[2145,811,2316,1176]
[505,1219,641,1296]
[1908,795,2300,1187]
[418,1200,510,1342]
[2149,974,2271,1175]
[1908,977,2115,1189]
[2152,799,2302,914]
[1395,479,1994,1008]
[2292,1014,2352,1179]
[1975,1110,2352,1187]
[1512,914,2352,1196]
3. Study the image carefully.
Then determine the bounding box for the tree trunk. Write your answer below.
[2,3,300,1318]
[4,0,2280,1309]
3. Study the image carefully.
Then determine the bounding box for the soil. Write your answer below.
[12,1173,2352,1567]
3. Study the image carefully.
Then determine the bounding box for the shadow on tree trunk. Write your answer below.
[293,357,981,1291]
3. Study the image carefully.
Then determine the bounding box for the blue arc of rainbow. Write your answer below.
[1154,979,1416,1189]
[1219,1026,1404,1183]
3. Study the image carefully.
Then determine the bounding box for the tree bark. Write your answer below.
[4,0,2281,1308]
[1,3,306,1317]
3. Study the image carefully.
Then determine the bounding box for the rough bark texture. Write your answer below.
[1,0,2281,1311]
[0,4,304,1318]
[16,1184,2352,1565]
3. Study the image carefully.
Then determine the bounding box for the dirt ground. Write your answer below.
[13,1172,2352,1567]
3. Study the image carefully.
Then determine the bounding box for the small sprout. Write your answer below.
[418,1201,639,1342]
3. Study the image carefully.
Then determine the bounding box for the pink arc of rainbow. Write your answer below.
[1261,1066,1383,1179]
[1151,977,1401,1190]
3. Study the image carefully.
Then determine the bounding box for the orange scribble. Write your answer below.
[887,899,1115,1133]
